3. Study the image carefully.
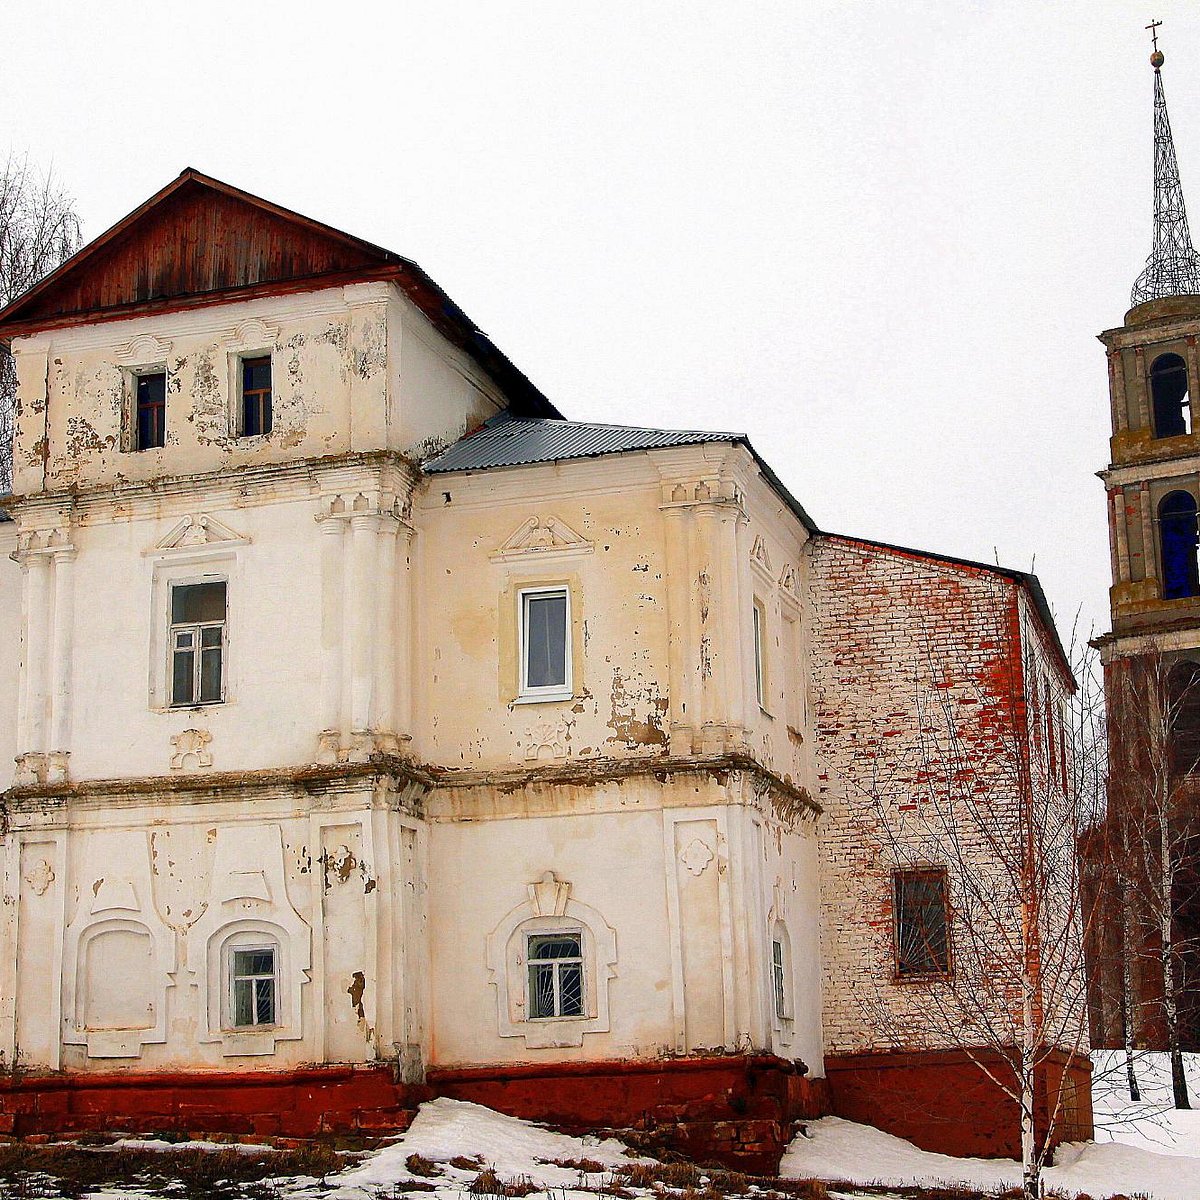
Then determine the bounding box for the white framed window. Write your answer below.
[771,937,786,1018]
[770,919,794,1024]
[518,586,572,701]
[527,931,584,1020]
[169,580,227,706]
[753,599,767,709]
[238,354,273,437]
[227,943,278,1029]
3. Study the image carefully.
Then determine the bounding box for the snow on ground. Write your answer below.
[779,1051,1200,1200]
[331,1097,649,1197]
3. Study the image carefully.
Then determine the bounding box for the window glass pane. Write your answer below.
[172,581,227,624]
[172,648,195,705]
[199,647,222,702]
[173,629,195,650]
[529,934,581,960]
[243,357,271,392]
[559,962,583,1016]
[530,962,555,1019]
[255,978,276,1025]
[896,873,948,975]
[525,593,567,688]
[233,978,254,1026]
[234,949,274,977]
[136,373,166,450]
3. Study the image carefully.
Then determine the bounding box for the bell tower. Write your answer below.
[1091,28,1200,1067]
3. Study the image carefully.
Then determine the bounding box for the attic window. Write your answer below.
[135,372,166,450]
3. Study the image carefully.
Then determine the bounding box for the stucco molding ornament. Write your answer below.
[114,333,173,367]
[149,514,251,557]
[23,858,54,896]
[750,535,773,578]
[778,562,801,606]
[223,317,280,354]
[170,728,213,772]
[679,837,714,876]
[491,516,594,563]
[486,871,617,1049]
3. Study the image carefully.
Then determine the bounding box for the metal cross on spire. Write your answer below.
[1131,21,1200,305]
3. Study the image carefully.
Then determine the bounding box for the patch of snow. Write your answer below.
[1091,1048,1200,1157]
[333,1097,643,1197]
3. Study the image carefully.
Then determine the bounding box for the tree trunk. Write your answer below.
[1119,870,1141,1101]
[1160,802,1191,1109]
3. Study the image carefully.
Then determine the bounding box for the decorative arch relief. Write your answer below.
[491,516,593,563]
[114,333,173,367]
[61,830,177,1059]
[486,871,617,1049]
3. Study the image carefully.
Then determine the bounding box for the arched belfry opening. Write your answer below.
[1168,660,1200,774]
[1151,352,1192,437]
[1159,489,1200,598]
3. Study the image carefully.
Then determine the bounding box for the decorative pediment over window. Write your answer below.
[778,562,800,604]
[149,514,251,556]
[751,535,773,575]
[225,317,280,353]
[491,516,593,563]
[114,333,173,366]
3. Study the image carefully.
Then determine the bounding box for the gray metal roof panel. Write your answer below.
[423,417,742,474]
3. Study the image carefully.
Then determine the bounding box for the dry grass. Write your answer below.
[0,1140,345,1199]
[467,1166,541,1196]
[405,1152,444,1178]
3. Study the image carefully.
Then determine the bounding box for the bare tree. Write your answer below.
[0,155,82,491]
[1102,649,1200,1111]
[846,612,1102,1200]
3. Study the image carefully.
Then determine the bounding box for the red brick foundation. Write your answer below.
[0,1065,430,1140]
[824,1048,1093,1159]
[429,1055,831,1173]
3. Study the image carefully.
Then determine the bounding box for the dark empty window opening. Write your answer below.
[1160,490,1200,600]
[1169,661,1200,775]
[135,372,166,450]
[1152,353,1191,439]
[170,580,227,706]
[241,356,272,437]
[894,869,950,978]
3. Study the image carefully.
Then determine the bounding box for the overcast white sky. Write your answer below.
[3,1,1194,644]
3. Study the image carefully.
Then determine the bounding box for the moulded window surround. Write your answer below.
[893,868,951,980]
[770,920,794,1023]
[517,586,572,702]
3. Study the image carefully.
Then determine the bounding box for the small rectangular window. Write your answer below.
[771,938,787,1019]
[753,600,767,708]
[170,581,227,706]
[519,587,570,699]
[894,869,950,978]
[527,932,584,1019]
[135,371,166,450]
[241,355,273,437]
[230,946,276,1027]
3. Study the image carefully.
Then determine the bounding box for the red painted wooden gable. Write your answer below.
[0,169,400,330]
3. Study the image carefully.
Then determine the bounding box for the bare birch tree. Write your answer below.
[847,615,1103,1200]
[0,155,82,491]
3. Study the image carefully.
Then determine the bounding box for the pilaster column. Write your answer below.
[1111,487,1131,585]
[1133,346,1151,430]
[47,547,76,783]
[18,551,52,782]
[1109,348,1129,434]
[660,497,697,754]
[348,509,380,756]
[393,523,415,743]
[373,518,400,749]
[317,509,346,763]
[1138,482,1156,585]
[1188,337,1200,432]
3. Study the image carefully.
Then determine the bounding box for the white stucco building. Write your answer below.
[0,171,1088,1165]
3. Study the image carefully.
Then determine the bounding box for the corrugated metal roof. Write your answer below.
[423,415,742,474]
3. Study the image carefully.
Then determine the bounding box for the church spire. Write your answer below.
[1131,25,1200,306]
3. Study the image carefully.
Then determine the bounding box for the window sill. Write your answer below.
[513,691,575,706]
[892,971,953,985]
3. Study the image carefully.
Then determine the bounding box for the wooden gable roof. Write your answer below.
[0,169,561,418]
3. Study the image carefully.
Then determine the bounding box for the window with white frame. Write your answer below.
[227,944,277,1028]
[519,586,571,700]
[239,355,273,437]
[170,580,227,706]
[527,931,584,1019]
[771,936,787,1018]
[753,599,767,709]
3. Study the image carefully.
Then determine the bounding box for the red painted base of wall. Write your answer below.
[0,1066,430,1140]
[825,1048,1093,1160]
[429,1055,830,1174]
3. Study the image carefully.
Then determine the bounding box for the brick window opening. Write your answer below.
[241,355,272,437]
[894,869,950,978]
[1151,352,1190,438]
[1169,660,1200,774]
[135,371,166,450]
[1159,490,1200,600]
